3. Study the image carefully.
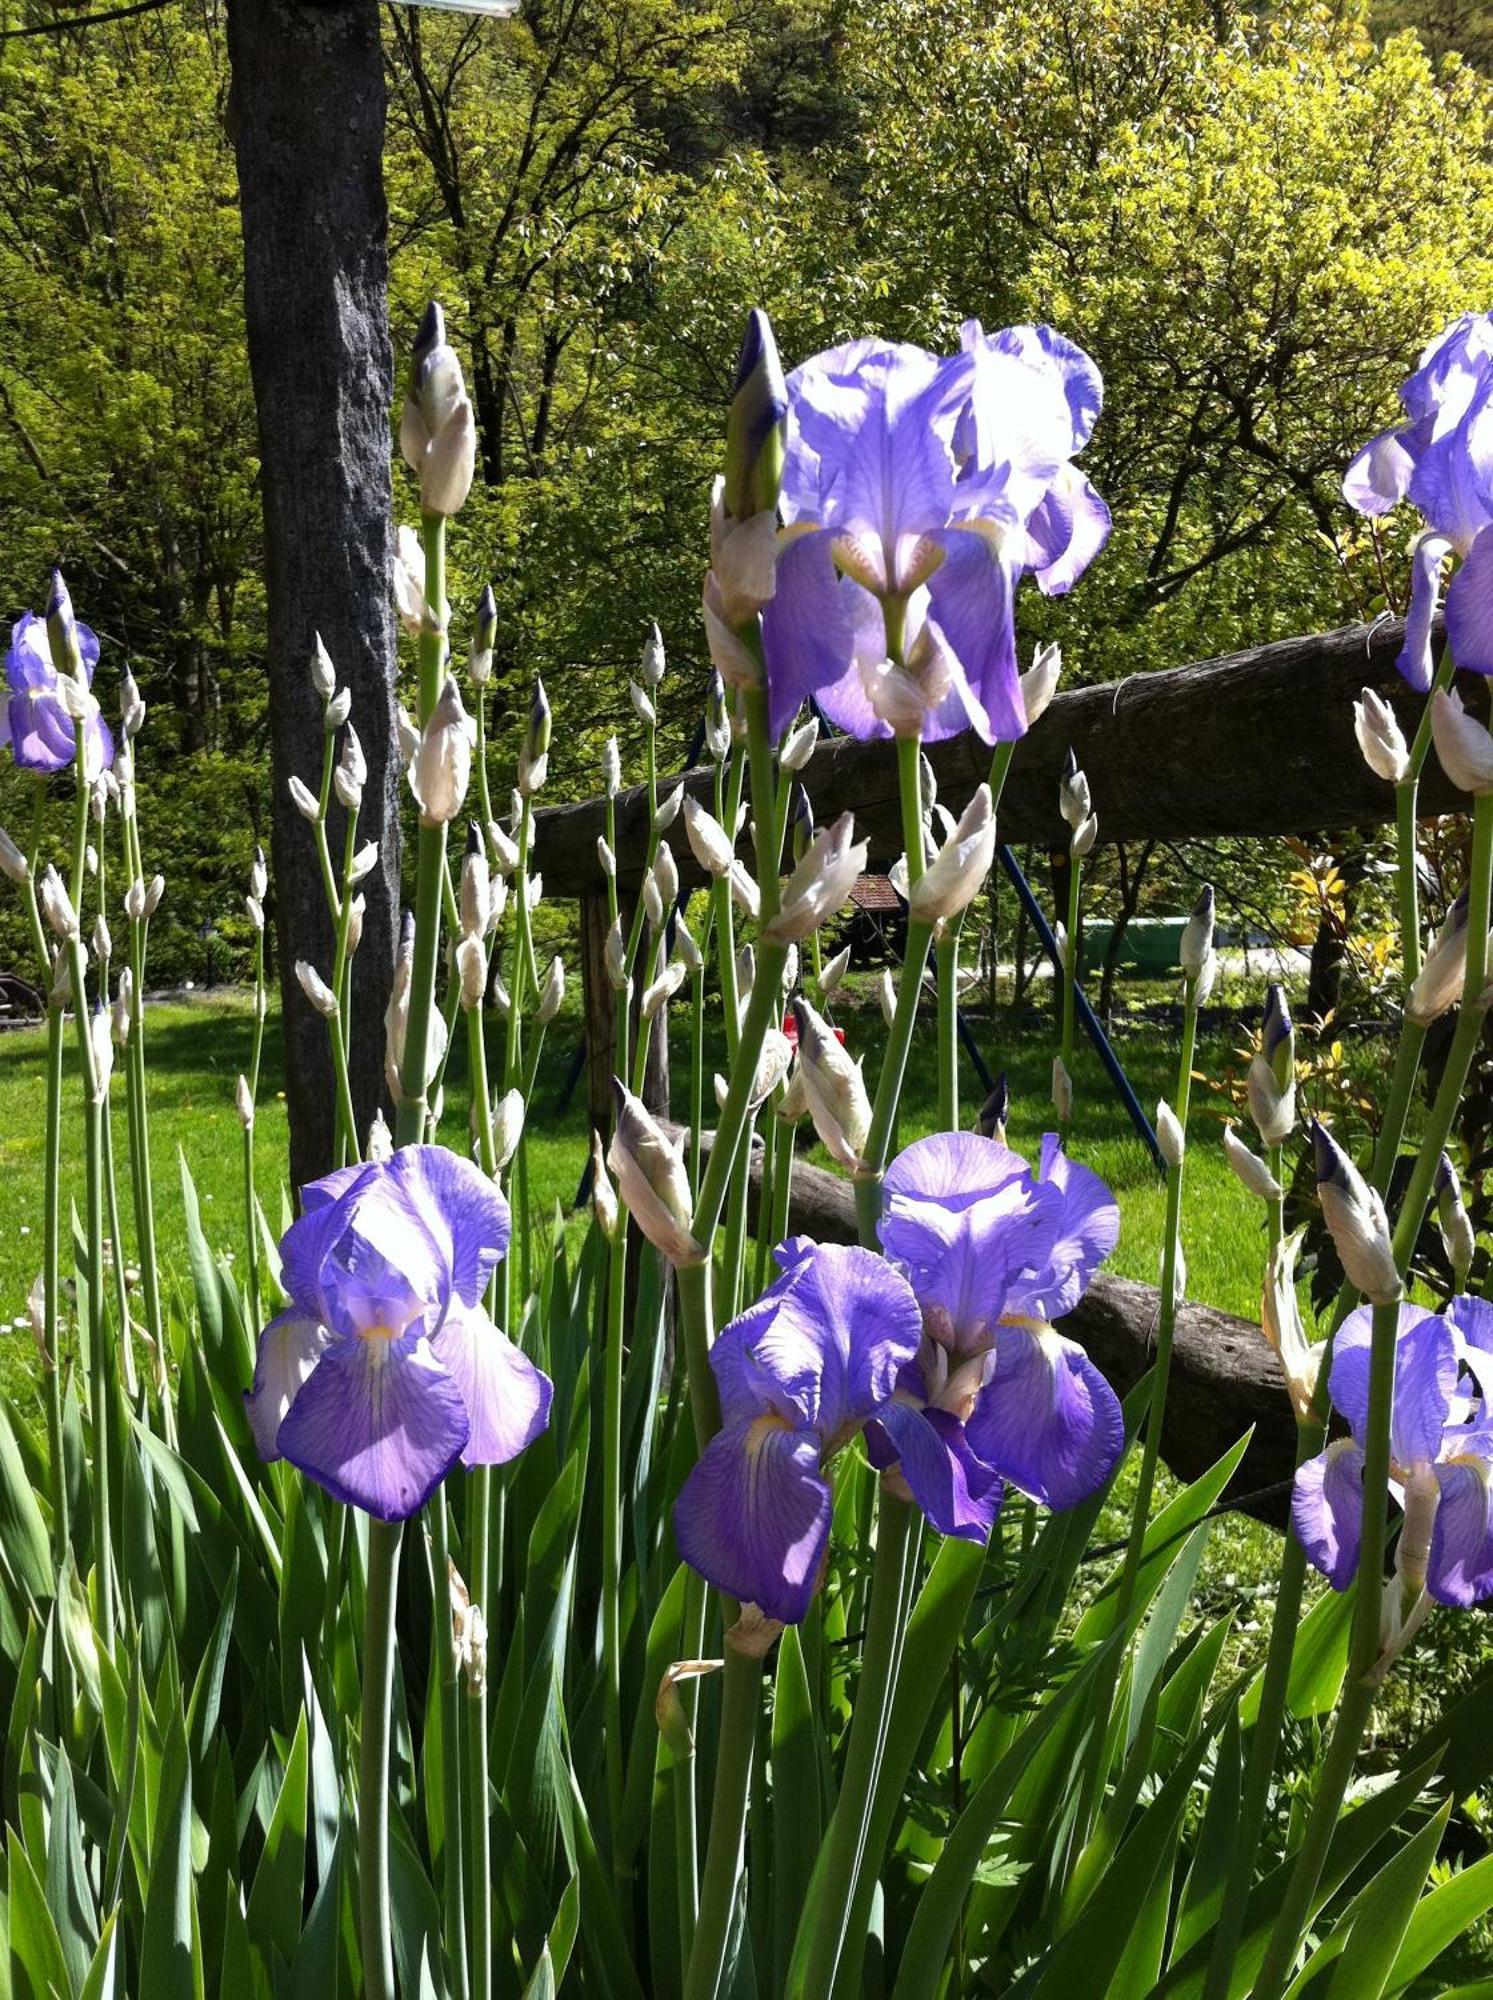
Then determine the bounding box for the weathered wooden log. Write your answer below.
[532,614,1460,896]
[721,1132,1298,1526]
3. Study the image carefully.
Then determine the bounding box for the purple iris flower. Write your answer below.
[1342,313,1493,686]
[2,609,114,777]
[246,1145,552,1521]
[867,1131,1123,1536]
[1292,1296,1493,1607]
[760,321,1108,744]
[673,1243,925,1623]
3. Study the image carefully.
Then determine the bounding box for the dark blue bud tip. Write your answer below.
[1062,746,1078,778]
[1193,883,1215,919]
[413,302,444,364]
[1436,1151,1457,1193]
[1263,982,1292,1047]
[531,678,549,717]
[400,909,416,947]
[465,821,483,858]
[732,308,787,412]
[47,567,69,614]
[478,582,497,620]
[610,1074,629,1119]
[1309,1119,1341,1186]
[792,781,812,824]
[789,995,811,1037]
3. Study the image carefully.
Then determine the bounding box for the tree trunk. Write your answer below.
[226,0,402,1191]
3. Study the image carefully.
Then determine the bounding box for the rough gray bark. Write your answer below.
[702,1130,1299,1525]
[531,614,1457,896]
[226,0,402,1189]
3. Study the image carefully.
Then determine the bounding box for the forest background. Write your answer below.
[4,0,1493,985]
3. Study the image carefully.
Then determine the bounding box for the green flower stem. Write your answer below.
[788,1491,919,2000]
[312,727,344,928]
[1268,1140,1286,1253]
[22,782,51,978]
[395,512,450,1153]
[689,965,706,1200]
[722,1120,756,1320]
[359,1517,403,2000]
[68,931,114,1651]
[121,855,164,1366]
[474,698,495,860]
[743,688,781,926]
[42,1004,67,1560]
[464,996,498,2000]
[1394,776,1423,992]
[1389,788,1493,1275]
[325,1006,361,1165]
[1058,846,1082,1146]
[243,927,267,1335]
[714,876,739,1062]
[683,1644,762,2000]
[935,928,959,1131]
[100,1083,136,1402]
[602,1212,628,1878]
[1252,1288,1401,2000]
[428,1485,469,2000]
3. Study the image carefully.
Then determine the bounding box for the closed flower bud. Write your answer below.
[684,796,734,878]
[782,944,799,996]
[1436,1152,1476,1288]
[591,1128,621,1241]
[765,810,867,944]
[1261,1228,1325,1425]
[1223,1122,1283,1200]
[92,913,111,964]
[791,782,814,865]
[643,960,687,1020]
[723,307,788,523]
[0,825,29,886]
[597,835,616,880]
[643,866,665,932]
[909,785,996,926]
[111,967,133,1047]
[538,955,565,1024]
[456,935,487,1010]
[421,394,477,517]
[235,1073,254,1129]
[411,677,474,826]
[45,569,83,678]
[349,840,378,886]
[1156,1098,1185,1167]
[85,842,98,878]
[460,826,490,939]
[778,1060,808,1122]
[49,949,71,1010]
[655,785,684,834]
[1432,687,1493,794]
[608,1079,704,1266]
[40,867,78,940]
[817,943,851,999]
[603,735,622,798]
[333,758,361,815]
[655,841,679,911]
[630,682,656,728]
[89,1003,113,1102]
[367,1109,394,1162]
[488,820,518,876]
[791,997,872,1172]
[393,526,427,636]
[675,918,703,977]
[605,915,629,993]
[121,671,145,739]
[326,687,352,732]
[977,1074,1009,1144]
[1406,890,1469,1026]
[398,708,420,768]
[640,620,666,689]
[447,1560,487,1698]
[346,895,365,957]
[310,634,337,703]
[1311,1120,1401,1304]
[124,877,147,923]
[705,672,731,762]
[781,715,818,772]
[295,959,339,1018]
[250,846,268,902]
[1247,1054,1295,1146]
[288,774,320,823]
[736,943,755,1009]
[1354,687,1409,784]
[468,584,497,685]
[1020,642,1062,727]
[1180,885,1215,978]
[493,1088,525,1172]
[729,859,760,920]
[1052,1055,1073,1123]
[144,874,164,916]
[1058,750,1091,832]
[878,967,897,1027]
[519,679,551,797]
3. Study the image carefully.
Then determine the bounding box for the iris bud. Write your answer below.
[411,677,474,826]
[655,842,679,911]
[608,1079,704,1267]
[1436,1152,1476,1289]
[1052,1055,1073,1124]
[791,782,814,864]
[977,1074,1009,1143]
[40,867,78,941]
[488,820,518,876]
[1223,1122,1283,1201]
[311,634,337,704]
[1311,1120,1401,1304]
[878,968,897,1027]
[469,584,497,686]
[1058,750,1091,832]
[705,672,731,762]
[326,687,352,732]
[764,810,867,945]
[89,1002,113,1103]
[722,308,787,523]
[640,621,666,690]
[1354,687,1409,784]
[643,867,665,932]
[790,996,872,1173]
[45,570,84,679]
[1020,642,1062,727]
[644,960,688,1021]
[1432,687,1493,794]
[1156,1099,1185,1168]
[456,935,486,1011]
[111,968,133,1047]
[346,895,365,957]
[781,715,818,772]
[393,526,426,636]
[603,736,622,798]
[92,913,111,965]
[909,785,995,926]
[728,859,760,920]
[630,682,656,729]
[604,915,629,994]
[1261,1228,1324,1425]
[519,679,551,798]
[295,959,339,1019]
[684,796,734,879]
[367,1109,394,1162]
[597,835,616,880]
[538,955,565,1024]
[0,826,28,886]
[235,1074,254,1130]
[121,672,146,739]
[817,943,850,998]
[143,874,165,917]
[493,1089,525,1173]
[1248,985,1296,1144]
[288,775,320,823]
[591,1128,621,1242]
[349,841,378,885]
[1406,890,1469,1027]
[655,785,684,834]
[250,846,268,903]
[334,724,366,812]
[736,943,755,1010]
[675,918,703,977]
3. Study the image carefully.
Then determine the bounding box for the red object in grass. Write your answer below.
[782,1008,845,1050]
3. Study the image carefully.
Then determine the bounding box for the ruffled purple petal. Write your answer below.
[880,1176,1050,1335]
[865,1399,1002,1541]
[1328,1304,1454,1462]
[673,1417,831,1624]
[1022,468,1111,598]
[428,1300,552,1466]
[946,330,1073,526]
[244,1311,332,1459]
[4,614,55,694]
[1409,372,1493,547]
[1292,1440,1365,1590]
[1428,1456,1493,1606]
[1448,1293,1493,1369]
[964,1322,1123,1510]
[1343,426,1418,517]
[83,711,114,778]
[393,1145,511,1307]
[6,690,76,772]
[1002,1134,1119,1322]
[710,1242,924,1437]
[276,1175,373,1322]
[883,1130,1030,1213]
[761,529,858,740]
[276,1333,470,1520]
[1397,534,1451,691]
[1445,526,1493,676]
[920,529,1024,744]
[785,339,956,548]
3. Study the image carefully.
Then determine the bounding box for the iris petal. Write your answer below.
[276,1333,471,1521]
[760,529,858,740]
[1292,1440,1365,1590]
[1328,1304,1454,1461]
[1428,1457,1493,1606]
[1003,1134,1119,1322]
[964,1322,1123,1509]
[428,1300,553,1466]
[866,1400,1002,1541]
[673,1417,831,1625]
[244,1311,332,1459]
[1445,526,1493,676]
